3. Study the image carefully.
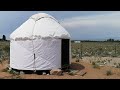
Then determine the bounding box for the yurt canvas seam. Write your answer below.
[31,17,58,72]
[32,20,36,72]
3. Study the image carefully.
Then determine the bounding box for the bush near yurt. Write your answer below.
[0,40,10,61]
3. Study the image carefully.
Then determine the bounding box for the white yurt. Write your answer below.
[10,13,71,71]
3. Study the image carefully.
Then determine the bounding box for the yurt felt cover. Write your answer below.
[10,13,70,70]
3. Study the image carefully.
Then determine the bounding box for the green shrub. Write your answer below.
[114,62,117,65]
[68,70,78,76]
[8,70,19,75]
[68,71,74,76]
[93,64,100,69]
[2,45,10,55]
[106,70,112,76]
[92,61,100,69]
[116,63,120,68]
[92,62,96,65]
[2,67,9,72]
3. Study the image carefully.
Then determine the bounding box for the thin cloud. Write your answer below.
[60,12,120,28]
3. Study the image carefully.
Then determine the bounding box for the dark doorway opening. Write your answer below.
[61,39,70,70]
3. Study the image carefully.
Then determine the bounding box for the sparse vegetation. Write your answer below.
[8,69,19,75]
[106,70,112,76]
[114,62,117,65]
[68,71,75,76]
[68,70,78,76]
[71,41,120,57]
[116,63,120,68]
[11,75,22,79]
[93,64,100,69]
[92,61,100,69]
[75,58,79,62]
[92,61,96,65]
[0,40,10,62]
[2,67,9,72]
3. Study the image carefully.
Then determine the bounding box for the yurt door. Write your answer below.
[61,39,69,69]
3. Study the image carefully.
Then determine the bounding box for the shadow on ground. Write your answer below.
[70,62,85,71]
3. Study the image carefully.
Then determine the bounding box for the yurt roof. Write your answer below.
[30,13,58,22]
[10,13,70,40]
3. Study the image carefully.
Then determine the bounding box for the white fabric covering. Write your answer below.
[10,13,70,40]
[10,13,70,70]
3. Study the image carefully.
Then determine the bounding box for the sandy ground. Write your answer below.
[0,58,120,79]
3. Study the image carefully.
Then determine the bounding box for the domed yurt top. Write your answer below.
[30,13,57,21]
[10,13,70,41]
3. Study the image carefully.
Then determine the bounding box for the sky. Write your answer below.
[0,11,120,40]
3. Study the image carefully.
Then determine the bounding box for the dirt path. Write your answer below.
[0,59,120,79]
